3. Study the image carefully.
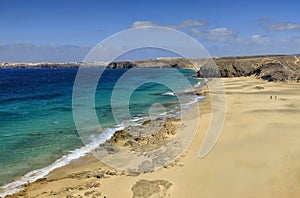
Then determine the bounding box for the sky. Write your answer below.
[0,0,300,62]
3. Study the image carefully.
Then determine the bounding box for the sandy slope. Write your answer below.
[7,77,300,198]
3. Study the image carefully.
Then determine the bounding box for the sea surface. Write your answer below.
[0,68,202,195]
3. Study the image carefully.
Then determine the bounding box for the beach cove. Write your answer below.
[3,76,300,198]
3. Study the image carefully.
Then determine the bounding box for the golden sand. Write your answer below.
[7,77,300,198]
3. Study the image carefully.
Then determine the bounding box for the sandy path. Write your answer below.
[294,55,300,65]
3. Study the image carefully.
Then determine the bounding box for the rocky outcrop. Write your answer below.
[197,65,220,78]
[131,179,172,198]
[131,55,300,82]
[197,55,300,82]
[197,60,255,78]
[250,62,299,82]
[134,58,193,69]
[107,61,136,69]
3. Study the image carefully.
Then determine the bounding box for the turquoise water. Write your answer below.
[0,68,200,191]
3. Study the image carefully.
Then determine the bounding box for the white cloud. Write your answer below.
[208,27,236,36]
[131,21,158,28]
[206,35,300,57]
[251,35,270,44]
[176,19,208,29]
[191,27,238,41]
[268,22,300,31]
[130,19,207,29]
[190,28,202,35]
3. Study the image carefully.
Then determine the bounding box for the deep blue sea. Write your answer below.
[0,68,201,195]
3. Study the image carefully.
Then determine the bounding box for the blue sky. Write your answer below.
[0,0,300,62]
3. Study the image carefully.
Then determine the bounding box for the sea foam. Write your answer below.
[0,125,124,197]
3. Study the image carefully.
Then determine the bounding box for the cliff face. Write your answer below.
[250,62,298,82]
[197,55,300,82]
[127,55,300,82]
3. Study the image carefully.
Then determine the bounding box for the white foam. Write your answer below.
[0,125,124,198]
[162,92,176,96]
[130,117,144,122]
[184,96,205,107]
[159,112,168,116]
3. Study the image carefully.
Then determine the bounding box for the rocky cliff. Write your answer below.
[197,55,300,82]
[115,55,300,82]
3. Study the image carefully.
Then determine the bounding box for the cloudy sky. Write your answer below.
[0,0,300,62]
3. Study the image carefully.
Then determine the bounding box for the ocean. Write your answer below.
[0,68,202,195]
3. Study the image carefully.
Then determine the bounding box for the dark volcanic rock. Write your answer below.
[198,59,256,78]
[213,59,256,77]
[251,62,295,82]
[198,64,221,78]
[107,61,136,69]
[198,56,300,82]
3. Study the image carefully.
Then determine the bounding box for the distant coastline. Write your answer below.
[1,54,300,82]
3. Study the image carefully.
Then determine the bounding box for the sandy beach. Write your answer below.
[5,76,300,198]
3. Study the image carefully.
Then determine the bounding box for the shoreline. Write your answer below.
[3,76,300,197]
[0,76,205,197]
[3,101,207,198]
